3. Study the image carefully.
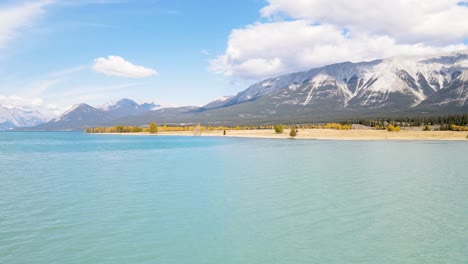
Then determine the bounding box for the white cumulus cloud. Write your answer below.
[0,0,55,48]
[261,0,468,45]
[211,0,468,80]
[93,55,157,78]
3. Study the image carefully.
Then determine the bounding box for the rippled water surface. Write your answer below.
[0,132,467,264]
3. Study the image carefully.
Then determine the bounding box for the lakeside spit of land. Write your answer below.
[95,128,468,141]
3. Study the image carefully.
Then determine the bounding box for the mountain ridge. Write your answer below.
[23,99,161,131]
[20,50,468,130]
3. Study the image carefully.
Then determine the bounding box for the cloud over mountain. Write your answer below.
[212,0,468,80]
[0,95,43,108]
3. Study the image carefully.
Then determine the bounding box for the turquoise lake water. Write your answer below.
[0,132,467,264]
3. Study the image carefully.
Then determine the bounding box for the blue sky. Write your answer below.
[0,0,467,116]
[0,0,265,114]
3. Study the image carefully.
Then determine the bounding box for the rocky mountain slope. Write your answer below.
[222,50,468,112]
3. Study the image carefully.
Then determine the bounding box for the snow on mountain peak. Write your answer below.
[63,104,88,115]
[0,104,48,130]
[214,96,232,102]
[458,70,468,81]
[99,98,137,111]
[225,50,468,109]
[98,100,117,110]
[98,98,160,112]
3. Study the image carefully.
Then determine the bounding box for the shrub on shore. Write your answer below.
[290,125,297,137]
[323,123,351,130]
[274,124,284,134]
[305,123,351,130]
[387,125,401,132]
[450,124,468,131]
[84,126,143,133]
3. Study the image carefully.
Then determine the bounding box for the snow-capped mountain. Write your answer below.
[202,96,233,109]
[0,105,48,130]
[32,103,112,130]
[100,98,160,117]
[24,50,468,130]
[222,50,468,111]
[100,99,160,114]
[140,102,160,111]
[28,99,161,130]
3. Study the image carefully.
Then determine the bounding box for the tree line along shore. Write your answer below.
[84,114,468,134]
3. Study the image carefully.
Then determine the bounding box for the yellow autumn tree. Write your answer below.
[290,125,297,137]
[149,122,158,134]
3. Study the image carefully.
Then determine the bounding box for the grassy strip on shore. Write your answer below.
[84,119,468,140]
[90,128,468,141]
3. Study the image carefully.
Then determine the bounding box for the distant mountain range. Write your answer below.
[0,105,48,130]
[24,99,160,131]
[12,50,468,131]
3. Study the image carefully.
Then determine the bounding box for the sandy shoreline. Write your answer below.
[92,129,468,141]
